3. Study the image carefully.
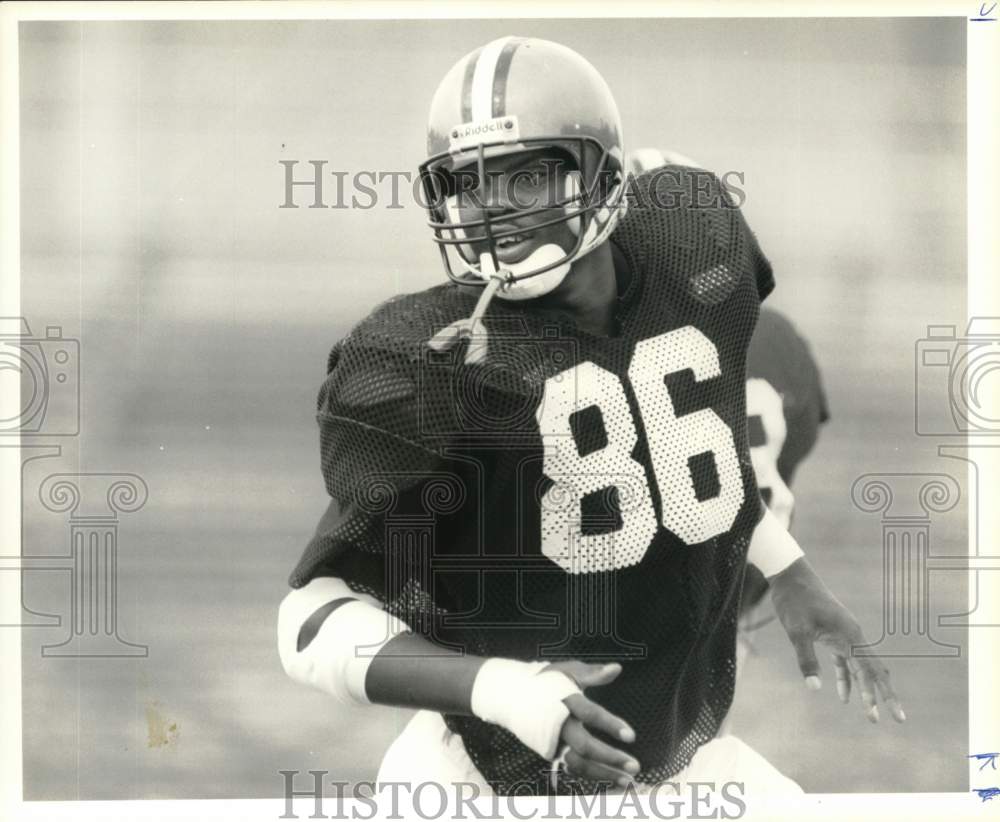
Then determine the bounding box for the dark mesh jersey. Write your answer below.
[746,307,829,491]
[741,308,829,616]
[290,167,774,794]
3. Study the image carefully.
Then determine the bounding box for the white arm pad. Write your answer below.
[747,504,805,579]
[470,658,581,760]
[277,576,409,706]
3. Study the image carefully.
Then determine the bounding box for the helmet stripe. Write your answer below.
[459,47,481,123]
[491,37,525,117]
[470,36,513,121]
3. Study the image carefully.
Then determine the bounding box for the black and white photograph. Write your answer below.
[1,2,998,820]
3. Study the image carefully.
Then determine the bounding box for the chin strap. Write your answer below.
[428,253,509,365]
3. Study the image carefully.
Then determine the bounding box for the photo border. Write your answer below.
[1,1,996,819]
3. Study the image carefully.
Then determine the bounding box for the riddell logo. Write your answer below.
[449,115,521,150]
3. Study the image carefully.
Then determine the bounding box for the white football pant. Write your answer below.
[376,709,802,796]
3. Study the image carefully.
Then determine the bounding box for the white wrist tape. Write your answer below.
[277,577,409,706]
[747,505,805,579]
[470,658,581,760]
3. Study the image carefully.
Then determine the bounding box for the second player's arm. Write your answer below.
[748,506,905,724]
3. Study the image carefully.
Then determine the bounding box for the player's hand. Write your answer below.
[769,557,906,724]
[543,660,641,787]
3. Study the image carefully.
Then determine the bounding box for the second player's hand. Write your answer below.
[769,557,906,724]
[543,660,641,787]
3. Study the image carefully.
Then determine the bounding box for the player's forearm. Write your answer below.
[276,577,576,720]
[364,631,483,714]
[277,576,580,759]
[277,576,477,713]
[367,634,582,760]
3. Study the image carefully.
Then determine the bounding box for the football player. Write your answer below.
[628,147,830,644]
[278,37,902,797]
[742,307,831,641]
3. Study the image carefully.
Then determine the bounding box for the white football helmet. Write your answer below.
[418,36,627,301]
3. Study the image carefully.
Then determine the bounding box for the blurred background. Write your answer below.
[16,17,967,799]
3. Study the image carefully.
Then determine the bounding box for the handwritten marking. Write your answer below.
[973,787,1000,802]
[970,752,1000,771]
[971,1,997,19]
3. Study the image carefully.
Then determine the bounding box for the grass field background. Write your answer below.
[15,17,969,799]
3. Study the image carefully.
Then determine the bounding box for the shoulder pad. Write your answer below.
[316,286,467,503]
[315,283,576,504]
[618,165,772,304]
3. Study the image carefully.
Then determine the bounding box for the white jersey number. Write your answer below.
[538,327,745,573]
[745,377,794,529]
